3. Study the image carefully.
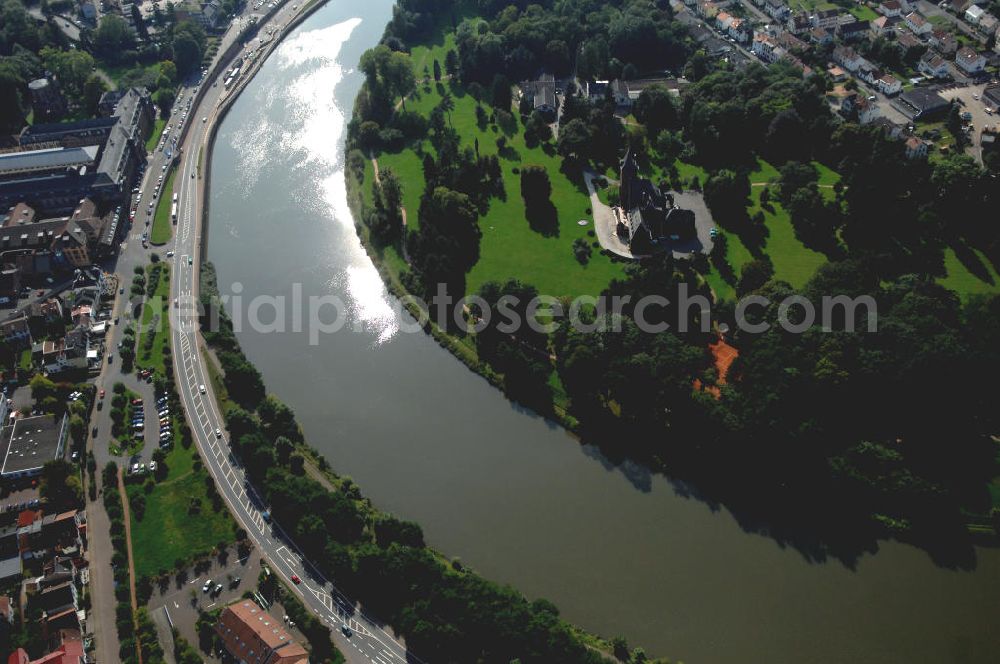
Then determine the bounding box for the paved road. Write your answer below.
[164,3,423,663]
[85,9,271,664]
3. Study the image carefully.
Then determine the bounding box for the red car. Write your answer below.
[291,575,301,585]
[99,389,106,399]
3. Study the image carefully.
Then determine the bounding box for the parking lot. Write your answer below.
[146,546,309,661]
[939,82,1000,163]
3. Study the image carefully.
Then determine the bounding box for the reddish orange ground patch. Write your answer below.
[694,338,739,399]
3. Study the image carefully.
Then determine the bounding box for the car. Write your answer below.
[203,580,213,592]
[108,354,114,363]
[149,461,157,473]
[199,384,206,394]
[341,624,352,637]
[291,575,301,585]
[167,251,175,257]
[99,389,106,399]
[114,316,119,324]
[188,257,193,265]
[973,94,979,100]
[174,298,178,308]
[191,172,195,178]
[37,289,45,296]
[132,398,143,405]
[229,575,241,588]
[202,117,207,123]
[215,428,222,438]
[119,287,125,294]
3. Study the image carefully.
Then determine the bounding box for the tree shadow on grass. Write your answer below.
[951,238,996,286]
[525,199,559,237]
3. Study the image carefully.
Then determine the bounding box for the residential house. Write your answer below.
[871,14,900,35]
[216,600,309,664]
[728,17,750,42]
[40,328,89,374]
[7,636,84,664]
[870,116,905,138]
[842,92,881,123]
[965,4,984,23]
[752,31,780,61]
[878,73,903,95]
[788,12,812,33]
[697,0,720,19]
[878,0,903,17]
[834,45,866,71]
[812,8,842,29]
[905,136,929,158]
[919,51,952,77]
[523,74,556,119]
[810,26,833,44]
[904,11,932,34]
[857,59,881,85]
[764,0,790,20]
[775,31,809,53]
[929,29,958,54]
[856,96,881,124]
[838,19,871,40]
[896,31,924,51]
[715,10,734,30]
[0,315,31,346]
[977,12,998,36]
[955,46,987,74]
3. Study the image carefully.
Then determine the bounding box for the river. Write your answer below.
[204,2,1000,661]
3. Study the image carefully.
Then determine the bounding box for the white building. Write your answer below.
[955,46,987,74]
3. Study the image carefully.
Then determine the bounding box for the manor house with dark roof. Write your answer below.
[617,149,696,253]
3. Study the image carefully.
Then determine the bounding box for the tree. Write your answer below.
[154,86,175,115]
[40,458,83,508]
[0,60,27,131]
[737,258,774,295]
[444,49,458,76]
[432,58,441,81]
[633,84,678,134]
[172,33,201,76]
[40,47,94,99]
[83,73,108,116]
[159,59,178,84]
[557,118,593,162]
[94,14,133,62]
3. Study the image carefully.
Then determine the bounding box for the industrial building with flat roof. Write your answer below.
[0,413,68,479]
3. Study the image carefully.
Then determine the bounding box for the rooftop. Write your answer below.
[0,414,67,477]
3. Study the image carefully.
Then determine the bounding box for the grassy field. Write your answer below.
[145,118,166,153]
[127,442,236,578]
[150,169,177,245]
[377,75,627,298]
[939,247,1000,297]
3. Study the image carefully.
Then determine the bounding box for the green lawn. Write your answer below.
[939,247,1000,298]
[138,264,172,376]
[849,4,879,20]
[150,169,177,245]
[18,349,32,372]
[127,443,236,578]
[145,118,166,153]
[378,77,626,298]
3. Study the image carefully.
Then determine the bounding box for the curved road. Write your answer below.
[166,3,420,664]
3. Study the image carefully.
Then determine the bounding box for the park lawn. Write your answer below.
[150,168,177,245]
[374,147,426,231]
[380,78,626,297]
[409,31,457,81]
[849,4,879,20]
[138,265,172,376]
[127,443,236,578]
[747,188,828,288]
[939,247,1000,297]
[145,118,167,153]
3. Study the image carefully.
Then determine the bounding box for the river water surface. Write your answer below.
[206,2,1000,661]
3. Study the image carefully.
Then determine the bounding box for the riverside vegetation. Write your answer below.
[344,0,1000,566]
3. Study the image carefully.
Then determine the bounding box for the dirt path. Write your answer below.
[118,466,144,664]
